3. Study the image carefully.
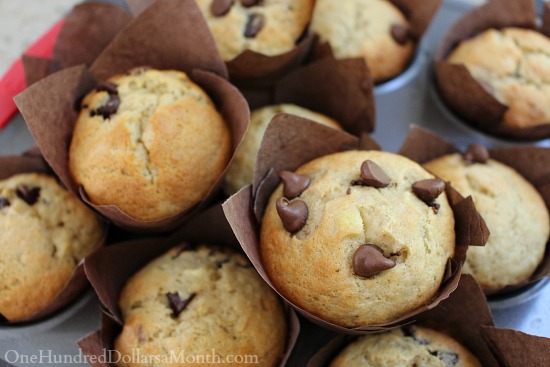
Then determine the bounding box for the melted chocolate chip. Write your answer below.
[391,24,411,45]
[279,170,310,199]
[93,94,120,119]
[412,179,445,207]
[244,13,264,38]
[240,0,260,6]
[0,197,10,208]
[402,326,429,345]
[166,292,196,317]
[352,160,390,188]
[276,197,308,234]
[211,0,233,16]
[215,258,231,268]
[16,185,41,205]
[464,144,489,164]
[430,351,459,366]
[352,244,396,277]
[96,82,118,95]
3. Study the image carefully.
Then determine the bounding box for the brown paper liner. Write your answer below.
[0,154,107,324]
[434,0,550,140]
[481,326,550,367]
[22,2,132,86]
[222,117,488,333]
[401,126,550,295]
[311,0,441,84]
[306,275,500,367]
[77,204,299,367]
[15,0,249,232]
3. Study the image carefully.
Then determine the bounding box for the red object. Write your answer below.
[0,19,64,130]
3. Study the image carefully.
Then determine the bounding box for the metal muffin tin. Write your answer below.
[0,0,549,366]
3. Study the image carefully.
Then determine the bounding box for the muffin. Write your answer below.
[446,27,550,129]
[69,68,231,221]
[0,173,103,322]
[194,0,314,61]
[330,326,482,367]
[311,0,414,82]
[424,145,549,290]
[260,150,455,327]
[223,104,342,195]
[115,244,287,367]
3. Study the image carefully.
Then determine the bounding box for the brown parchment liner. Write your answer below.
[77,204,299,367]
[222,116,488,333]
[311,0,441,84]
[14,0,249,232]
[240,54,375,136]
[22,1,133,86]
[400,126,550,296]
[481,326,550,367]
[307,275,500,367]
[434,0,550,141]
[0,154,107,324]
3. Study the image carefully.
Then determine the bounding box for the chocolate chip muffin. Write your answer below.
[194,0,314,61]
[0,173,103,322]
[223,104,342,195]
[115,245,287,367]
[260,150,455,327]
[69,68,231,221]
[311,0,414,82]
[330,326,482,367]
[447,28,550,128]
[424,145,549,290]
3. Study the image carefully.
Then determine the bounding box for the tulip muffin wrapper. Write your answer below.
[22,0,133,86]
[434,0,550,141]
[77,204,300,367]
[0,154,108,324]
[222,115,489,333]
[400,126,550,296]
[14,0,250,232]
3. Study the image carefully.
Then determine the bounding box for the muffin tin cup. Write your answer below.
[78,204,300,367]
[223,116,489,334]
[434,0,550,141]
[399,126,550,297]
[22,1,133,86]
[14,0,250,233]
[0,153,108,324]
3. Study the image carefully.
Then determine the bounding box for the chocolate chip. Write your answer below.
[464,143,489,164]
[94,93,120,119]
[16,185,41,205]
[240,0,260,6]
[95,82,118,95]
[166,292,196,317]
[244,13,264,38]
[215,258,230,268]
[211,0,233,16]
[0,197,10,208]
[352,244,396,277]
[279,170,310,199]
[391,24,411,45]
[412,179,445,207]
[430,351,459,366]
[346,188,351,195]
[402,326,429,345]
[276,197,308,234]
[352,160,390,188]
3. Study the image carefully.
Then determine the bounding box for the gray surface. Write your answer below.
[0,0,549,366]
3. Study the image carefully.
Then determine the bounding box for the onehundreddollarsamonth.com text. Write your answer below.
[3,348,260,364]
